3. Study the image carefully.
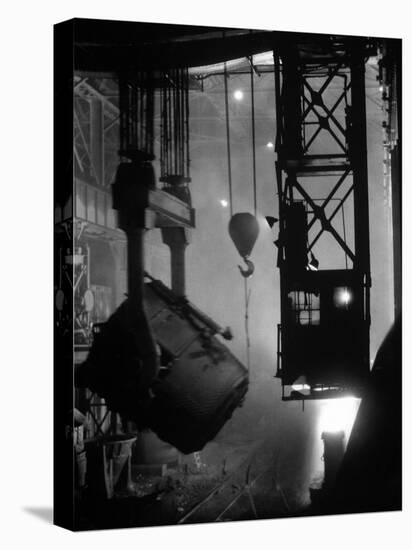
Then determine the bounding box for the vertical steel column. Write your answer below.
[162,227,191,296]
[126,227,145,305]
[350,52,371,278]
[350,50,371,370]
[170,241,187,296]
[112,163,159,392]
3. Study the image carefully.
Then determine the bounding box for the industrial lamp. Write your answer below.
[265,216,278,228]
[308,252,319,270]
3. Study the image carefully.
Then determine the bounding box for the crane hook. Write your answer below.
[238,257,255,278]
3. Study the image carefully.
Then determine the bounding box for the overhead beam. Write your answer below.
[74,26,277,72]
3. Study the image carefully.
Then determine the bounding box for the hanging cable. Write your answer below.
[250,59,257,217]
[244,59,258,373]
[225,61,261,375]
[224,63,234,217]
[244,277,252,372]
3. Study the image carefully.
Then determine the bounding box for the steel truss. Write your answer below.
[274,40,372,401]
[74,77,120,189]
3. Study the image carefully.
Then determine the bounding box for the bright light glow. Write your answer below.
[334,286,353,308]
[220,199,228,208]
[318,397,360,435]
[233,89,244,101]
[341,289,351,305]
[266,141,274,149]
[292,384,310,392]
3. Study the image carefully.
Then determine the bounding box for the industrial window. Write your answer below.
[288,291,320,326]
